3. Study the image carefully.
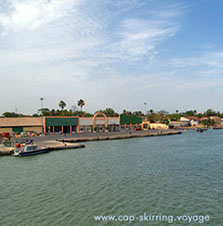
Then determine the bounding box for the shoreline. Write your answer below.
[0,130,181,156]
[57,130,181,143]
[0,142,85,156]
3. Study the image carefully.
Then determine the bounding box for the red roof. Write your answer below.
[200,117,209,121]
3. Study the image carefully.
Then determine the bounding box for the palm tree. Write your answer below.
[176,110,179,113]
[59,100,66,110]
[149,109,154,114]
[78,99,85,112]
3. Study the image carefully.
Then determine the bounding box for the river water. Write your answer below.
[0,129,222,225]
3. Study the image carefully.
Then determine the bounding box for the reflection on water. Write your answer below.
[0,130,222,225]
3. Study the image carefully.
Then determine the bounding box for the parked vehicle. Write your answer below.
[2,132,10,138]
[135,127,142,131]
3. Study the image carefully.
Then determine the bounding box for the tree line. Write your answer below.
[2,103,223,123]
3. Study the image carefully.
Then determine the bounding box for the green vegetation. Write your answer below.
[122,110,144,117]
[59,100,66,110]
[200,119,215,126]
[1,106,223,128]
[147,110,169,124]
[145,108,223,126]
[96,108,119,117]
[78,99,85,112]
[2,112,26,117]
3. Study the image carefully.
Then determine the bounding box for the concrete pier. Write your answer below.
[1,130,181,156]
[0,141,85,156]
[39,140,85,151]
[0,145,14,156]
[57,130,181,143]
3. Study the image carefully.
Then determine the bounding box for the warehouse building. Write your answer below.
[0,117,42,134]
[0,112,142,134]
[44,116,79,134]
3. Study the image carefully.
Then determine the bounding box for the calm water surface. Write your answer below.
[0,130,222,225]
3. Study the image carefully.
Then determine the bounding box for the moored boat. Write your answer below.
[13,142,48,157]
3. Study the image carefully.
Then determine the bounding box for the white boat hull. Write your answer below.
[13,148,49,157]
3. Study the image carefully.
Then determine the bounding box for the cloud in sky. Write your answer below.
[0,0,223,114]
[0,0,77,33]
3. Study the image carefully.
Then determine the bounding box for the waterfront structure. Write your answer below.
[141,121,169,130]
[200,117,209,121]
[190,120,199,126]
[180,117,191,123]
[150,123,169,130]
[184,116,199,121]
[78,112,120,133]
[169,121,190,128]
[0,112,142,134]
[119,114,142,130]
[0,117,42,133]
[180,116,199,127]
[210,116,222,123]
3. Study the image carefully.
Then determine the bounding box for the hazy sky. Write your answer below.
[0,0,223,115]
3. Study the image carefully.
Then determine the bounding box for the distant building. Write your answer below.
[180,117,191,122]
[190,120,199,126]
[169,121,190,128]
[184,116,199,121]
[141,121,169,130]
[0,117,42,134]
[180,116,199,126]
[210,116,222,122]
[200,117,209,121]
[0,113,143,134]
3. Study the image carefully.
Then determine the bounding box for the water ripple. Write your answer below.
[0,130,222,225]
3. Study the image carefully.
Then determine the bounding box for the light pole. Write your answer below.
[144,102,147,122]
[40,98,44,134]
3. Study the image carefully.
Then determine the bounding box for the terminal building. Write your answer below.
[0,112,142,134]
[0,117,42,134]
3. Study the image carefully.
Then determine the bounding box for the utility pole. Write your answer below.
[40,98,44,134]
[144,102,147,122]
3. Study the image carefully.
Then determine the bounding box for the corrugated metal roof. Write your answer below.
[0,117,42,127]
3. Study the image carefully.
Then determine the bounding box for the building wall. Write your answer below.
[150,123,169,130]
[108,117,119,125]
[79,118,93,126]
[0,127,13,133]
[169,121,189,128]
[12,127,23,133]
[79,117,115,126]
[95,119,105,125]
[120,114,142,125]
[0,115,146,134]
[0,126,42,134]
[210,116,222,122]
[180,117,190,122]
[0,117,42,127]
[141,122,169,130]
[23,126,42,133]
[79,126,93,133]
[45,117,78,127]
